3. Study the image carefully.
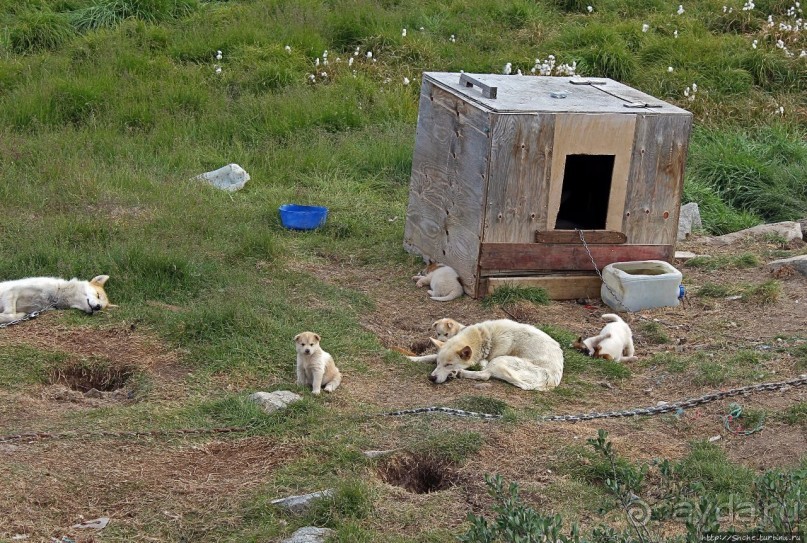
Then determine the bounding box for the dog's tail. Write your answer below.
[601,313,623,323]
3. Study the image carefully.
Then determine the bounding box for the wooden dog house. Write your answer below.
[404,72,693,299]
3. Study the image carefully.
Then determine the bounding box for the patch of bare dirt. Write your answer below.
[0,437,298,541]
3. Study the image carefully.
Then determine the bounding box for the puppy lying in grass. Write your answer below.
[294,331,342,394]
[405,318,466,363]
[412,262,464,302]
[573,314,637,362]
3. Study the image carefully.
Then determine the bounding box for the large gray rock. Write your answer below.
[196,163,250,192]
[799,218,807,240]
[677,202,702,241]
[768,255,807,277]
[248,390,301,414]
[706,221,803,246]
[282,526,335,543]
[271,490,333,514]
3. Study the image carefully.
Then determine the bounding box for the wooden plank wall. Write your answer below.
[483,114,555,243]
[403,82,491,296]
[545,113,636,232]
[622,114,693,245]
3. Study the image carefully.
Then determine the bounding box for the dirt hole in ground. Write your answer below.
[50,362,139,392]
[377,453,460,494]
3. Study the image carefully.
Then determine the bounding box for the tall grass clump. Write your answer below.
[70,0,198,31]
[9,10,77,53]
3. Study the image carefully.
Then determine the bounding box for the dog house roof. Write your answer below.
[425,72,691,115]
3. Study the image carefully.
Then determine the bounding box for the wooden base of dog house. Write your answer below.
[482,274,602,300]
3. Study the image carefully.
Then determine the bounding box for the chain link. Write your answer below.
[576,229,629,311]
[381,375,807,423]
[0,305,54,329]
[0,426,248,444]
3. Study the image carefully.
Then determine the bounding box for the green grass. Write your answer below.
[638,321,671,344]
[775,402,807,426]
[685,252,760,271]
[696,280,781,304]
[0,0,806,540]
[482,285,550,308]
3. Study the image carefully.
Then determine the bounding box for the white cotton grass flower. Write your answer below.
[692,82,698,93]
[419,26,425,31]
[642,23,649,32]
[677,4,684,14]
[684,87,690,97]
[315,57,320,67]
[216,50,222,60]
[800,50,807,57]
[308,74,315,82]
[503,62,512,75]
[284,45,291,53]
[674,29,679,38]
[348,57,354,67]
[320,71,327,78]
[450,34,456,42]
[402,28,407,37]
[366,51,373,59]
[587,5,593,12]
[742,0,755,10]
[668,66,674,72]
[752,39,758,49]
[778,106,785,115]
[723,5,727,12]
[214,65,222,74]
[403,77,410,85]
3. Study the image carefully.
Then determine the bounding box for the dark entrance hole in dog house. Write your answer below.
[377,453,459,494]
[555,154,615,230]
[50,362,138,392]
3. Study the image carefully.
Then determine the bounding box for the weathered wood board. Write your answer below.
[479,243,674,272]
[484,275,602,300]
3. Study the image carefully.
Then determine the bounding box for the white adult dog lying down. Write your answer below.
[0,275,115,323]
[429,319,564,391]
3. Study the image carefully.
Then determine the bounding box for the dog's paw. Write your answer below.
[311,389,321,395]
[324,383,337,392]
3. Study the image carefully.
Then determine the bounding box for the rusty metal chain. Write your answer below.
[0,426,248,444]
[0,305,54,329]
[380,375,807,422]
[576,228,630,311]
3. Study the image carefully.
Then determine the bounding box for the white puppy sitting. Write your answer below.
[573,314,637,362]
[412,262,464,302]
[294,332,342,395]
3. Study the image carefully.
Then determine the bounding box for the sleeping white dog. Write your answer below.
[429,319,564,391]
[573,314,637,362]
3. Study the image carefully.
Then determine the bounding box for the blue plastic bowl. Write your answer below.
[279,204,328,231]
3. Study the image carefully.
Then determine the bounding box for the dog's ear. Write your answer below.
[313,334,320,343]
[459,346,473,361]
[446,321,454,330]
[431,320,440,329]
[293,333,301,342]
[430,338,445,349]
[91,275,109,286]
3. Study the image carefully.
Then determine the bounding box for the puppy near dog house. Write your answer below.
[404,318,466,363]
[412,262,464,302]
[0,275,115,323]
[430,319,564,391]
[573,314,637,362]
[294,331,342,395]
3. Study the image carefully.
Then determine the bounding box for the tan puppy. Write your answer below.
[430,319,564,391]
[573,314,637,362]
[432,317,465,341]
[412,262,464,302]
[294,332,342,395]
[406,318,467,363]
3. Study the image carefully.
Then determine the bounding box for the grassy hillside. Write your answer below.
[0,0,806,541]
